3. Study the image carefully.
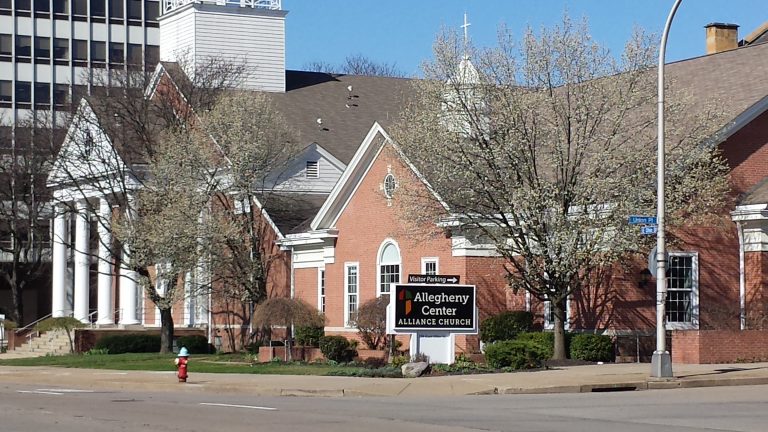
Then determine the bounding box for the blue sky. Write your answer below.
[283,0,766,76]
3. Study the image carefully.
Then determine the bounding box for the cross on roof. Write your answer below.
[461,12,471,50]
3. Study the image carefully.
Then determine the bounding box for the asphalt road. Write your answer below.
[1,381,767,432]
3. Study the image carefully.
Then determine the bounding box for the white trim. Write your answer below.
[450,236,501,257]
[421,257,439,275]
[665,251,699,330]
[376,239,401,297]
[544,297,571,331]
[323,327,359,333]
[737,221,746,330]
[344,262,359,328]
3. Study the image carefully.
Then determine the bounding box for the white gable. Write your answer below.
[47,99,136,201]
[271,143,345,194]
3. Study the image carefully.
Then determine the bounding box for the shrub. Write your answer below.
[515,331,573,359]
[319,335,356,362]
[177,335,210,354]
[294,325,324,347]
[484,340,548,369]
[350,296,388,349]
[480,311,533,343]
[390,354,409,369]
[35,317,86,353]
[570,334,614,362]
[94,334,161,354]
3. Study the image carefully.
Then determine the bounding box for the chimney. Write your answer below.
[705,23,739,54]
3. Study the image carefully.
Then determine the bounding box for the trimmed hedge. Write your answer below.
[176,335,210,354]
[480,311,533,343]
[569,334,614,362]
[94,334,160,354]
[484,340,548,369]
[294,325,324,347]
[319,335,356,363]
[515,332,573,359]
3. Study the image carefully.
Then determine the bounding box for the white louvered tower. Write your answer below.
[159,0,286,92]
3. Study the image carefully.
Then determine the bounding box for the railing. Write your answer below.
[162,0,281,14]
[14,312,52,349]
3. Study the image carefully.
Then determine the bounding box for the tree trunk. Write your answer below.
[159,308,174,354]
[552,298,567,361]
[9,275,23,325]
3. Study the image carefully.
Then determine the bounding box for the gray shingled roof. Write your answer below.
[268,71,413,164]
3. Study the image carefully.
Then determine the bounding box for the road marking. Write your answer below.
[17,390,64,395]
[37,389,94,393]
[200,403,277,411]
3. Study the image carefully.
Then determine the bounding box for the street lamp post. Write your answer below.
[652,0,682,379]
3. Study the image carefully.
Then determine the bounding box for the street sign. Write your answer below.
[629,215,657,225]
[391,284,476,332]
[407,274,460,284]
[648,246,669,278]
[640,225,658,235]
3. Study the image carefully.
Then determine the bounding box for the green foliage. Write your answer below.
[390,355,409,369]
[294,325,324,347]
[94,334,161,354]
[325,366,402,378]
[484,340,548,369]
[480,311,533,343]
[515,332,573,359]
[569,334,614,362]
[85,348,109,355]
[1,319,17,330]
[35,317,85,333]
[177,335,210,354]
[319,335,357,363]
[410,352,429,363]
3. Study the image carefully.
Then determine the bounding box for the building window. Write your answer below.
[53,38,69,62]
[34,37,50,61]
[109,42,124,64]
[15,0,31,14]
[16,81,31,104]
[34,82,50,106]
[90,0,105,17]
[666,253,698,328]
[73,0,87,17]
[73,39,88,64]
[109,0,123,19]
[145,45,159,66]
[53,84,69,106]
[0,80,11,103]
[145,0,159,22]
[544,298,570,330]
[127,0,141,20]
[0,34,11,58]
[305,160,319,178]
[344,263,358,327]
[15,36,31,59]
[0,0,10,14]
[422,258,438,275]
[318,269,325,313]
[53,0,69,15]
[383,173,396,198]
[91,41,106,63]
[34,0,49,15]
[378,241,400,295]
[127,43,142,65]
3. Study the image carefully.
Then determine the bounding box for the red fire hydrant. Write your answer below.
[174,347,189,383]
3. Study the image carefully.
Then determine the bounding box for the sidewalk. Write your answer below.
[2,361,768,397]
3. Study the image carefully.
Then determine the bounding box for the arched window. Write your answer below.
[378,240,401,295]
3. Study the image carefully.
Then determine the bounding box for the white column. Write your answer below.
[97,198,114,325]
[119,194,139,325]
[73,199,90,323]
[51,204,69,318]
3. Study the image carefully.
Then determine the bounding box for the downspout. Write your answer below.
[737,221,746,330]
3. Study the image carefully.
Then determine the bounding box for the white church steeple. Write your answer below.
[159,0,287,92]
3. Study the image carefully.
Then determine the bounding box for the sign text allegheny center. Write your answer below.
[393,284,476,331]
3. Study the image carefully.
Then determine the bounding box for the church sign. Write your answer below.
[392,284,476,332]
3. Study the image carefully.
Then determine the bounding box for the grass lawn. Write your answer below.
[0,353,349,375]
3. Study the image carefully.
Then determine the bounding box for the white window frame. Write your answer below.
[317,268,325,313]
[344,262,359,328]
[665,251,699,330]
[421,257,439,275]
[544,297,570,331]
[306,160,319,178]
[377,239,401,296]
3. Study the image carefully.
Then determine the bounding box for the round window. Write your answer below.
[383,173,397,198]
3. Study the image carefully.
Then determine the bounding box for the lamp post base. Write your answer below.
[651,351,673,378]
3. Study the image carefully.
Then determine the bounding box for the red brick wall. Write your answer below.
[722,109,768,195]
[672,329,768,363]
